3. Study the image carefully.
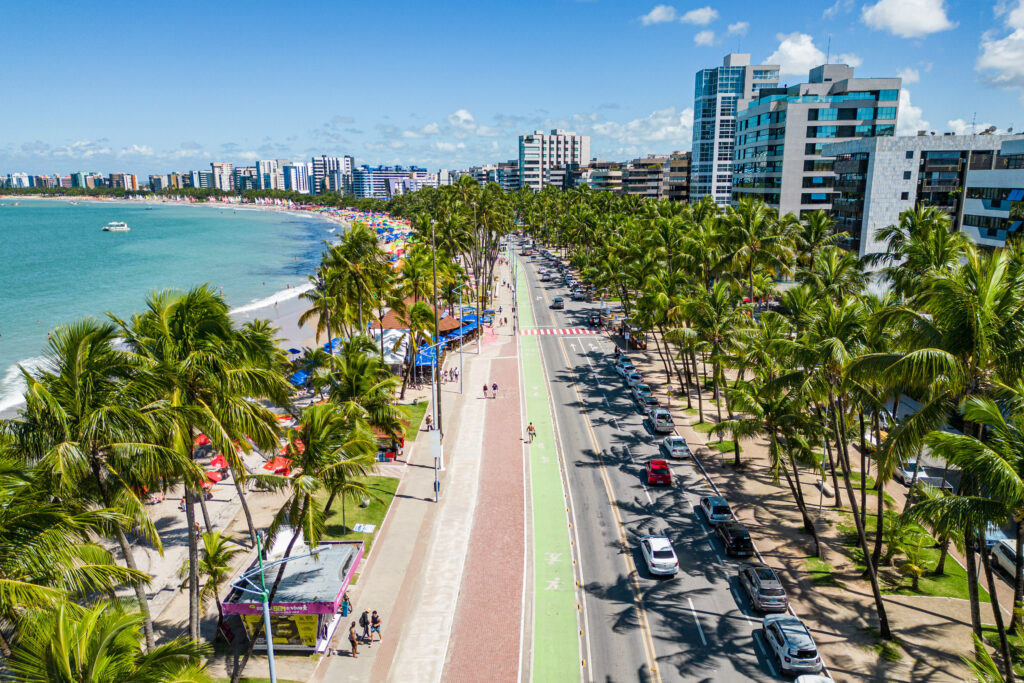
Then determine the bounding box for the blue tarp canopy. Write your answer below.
[1009,189,1024,202]
[322,338,342,353]
[461,314,479,325]
[460,321,479,334]
[288,348,301,355]
[460,305,476,314]
[414,346,438,367]
[288,370,309,386]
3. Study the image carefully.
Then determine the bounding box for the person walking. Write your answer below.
[527,422,536,443]
[348,621,359,658]
[491,382,498,399]
[359,608,370,643]
[425,413,433,431]
[482,384,488,398]
[369,610,382,645]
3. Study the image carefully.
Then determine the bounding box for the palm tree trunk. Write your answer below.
[859,411,868,529]
[981,530,1017,682]
[832,391,892,639]
[966,527,983,637]
[691,349,704,423]
[324,489,337,515]
[1014,522,1024,634]
[817,404,843,508]
[198,490,214,533]
[935,535,950,575]
[233,476,258,547]
[872,478,885,567]
[185,491,201,642]
[116,527,156,651]
[0,630,12,658]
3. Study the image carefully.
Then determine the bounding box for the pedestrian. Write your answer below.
[483,384,488,398]
[359,609,370,642]
[492,382,498,399]
[527,422,536,443]
[369,610,382,645]
[425,413,433,431]
[499,305,503,314]
[348,621,359,657]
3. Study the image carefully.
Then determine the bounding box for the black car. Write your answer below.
[587,312,604,327]
[715,521,754,556]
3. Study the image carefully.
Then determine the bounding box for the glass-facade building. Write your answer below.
[691,53,779,206]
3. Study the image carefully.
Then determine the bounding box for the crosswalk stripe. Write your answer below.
[519,328,600,336]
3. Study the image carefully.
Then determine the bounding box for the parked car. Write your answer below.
[639,535,679,576]
[716,521,754,556]
[738,563,789,612]
[587,312,604,327]
[551,297,565,310]
[794,677,834,683]
[631,383,652,402]
[649,408,674,433]
[639,395,661,415]
[893,460,919,485]
[661,435,691,458]
[763,615,824,676]
[986,523,1011,548]
[540,272,551,282]
[615,359,635,376]
[625,371,644,388]
[699,495,732,525]
[993,539,1019,577]
[572,289,585,301]
[645,459,672,486]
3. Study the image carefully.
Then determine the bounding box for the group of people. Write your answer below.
[347,608,383,658]
[482,382,500,399]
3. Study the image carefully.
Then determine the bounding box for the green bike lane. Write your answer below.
[517,258,583,682]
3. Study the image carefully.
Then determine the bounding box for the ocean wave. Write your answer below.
[0,355,47,413]
[229,282,315,315]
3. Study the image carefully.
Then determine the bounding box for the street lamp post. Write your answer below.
[230,535,324,683]
[430,219,443,438]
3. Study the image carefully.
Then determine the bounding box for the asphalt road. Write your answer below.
[518,249,792,682]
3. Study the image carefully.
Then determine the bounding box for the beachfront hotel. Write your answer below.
[518,129,590,191]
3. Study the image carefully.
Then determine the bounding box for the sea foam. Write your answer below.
[229,282,315,316]
[0,356,47,414]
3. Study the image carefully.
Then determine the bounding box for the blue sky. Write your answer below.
[2,0,1023,175]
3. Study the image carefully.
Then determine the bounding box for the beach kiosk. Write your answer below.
[223,537,363,653]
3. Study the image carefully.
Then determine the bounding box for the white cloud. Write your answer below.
[400,122,441,139]
[765,33,861,76]
[589,106,694,146]
[823,0,852,18]
[433,141,466,152]
[680,6,718,25]
[694,30,716,46]
[861,0,956,38]
[977,1,1024,87]
[898,67,920,83]
[946,118,1003,135]
[896,90,930,135]
[727,21,748,35]
[117,144,154,158]
[447,108,477,131]
[640,5,676,25]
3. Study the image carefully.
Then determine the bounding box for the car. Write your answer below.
[893,460,919,485]
[661,436,691,458]
[572,289,585,301]
[540,272,551,282]
[551,297,564,310]
[699,495,733,525]
[993,539,1019,577]
[645,459,672,486]
[738,563,790,612]
[763,614,823,676]
[649,408,674,433]
[794,677,834,683]
[986,522,1011,548]
[639,395,661,415]
[587,312,604,327]
[615,359,635,376]
[631,383,652,401]
[639,535,679,576]
[715,521,754,556]
[625,371,644,388]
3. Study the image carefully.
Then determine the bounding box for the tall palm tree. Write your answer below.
[723,197,794,303]
[9,600,211,683]
[180,531,244,632]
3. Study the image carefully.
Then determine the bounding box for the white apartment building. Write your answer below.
[282,162,312,194]
[210,162,234,191]
[518,129,590,191]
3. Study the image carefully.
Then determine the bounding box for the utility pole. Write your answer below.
[430,219,443,438]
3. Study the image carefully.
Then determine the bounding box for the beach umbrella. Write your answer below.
[193,434,211,447]
[210,453,228,468]
[205,470,224,484]
[288,348,301,355]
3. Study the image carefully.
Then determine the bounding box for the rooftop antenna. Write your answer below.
[826,34,831,63]
[971,112,977,135]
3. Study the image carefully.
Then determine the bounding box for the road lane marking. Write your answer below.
[688,598,708,646]
[731,589,753,626]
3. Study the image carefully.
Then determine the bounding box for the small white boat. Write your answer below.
[102,221,130,232]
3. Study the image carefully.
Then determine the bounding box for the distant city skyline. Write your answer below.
[2,0,1021,174]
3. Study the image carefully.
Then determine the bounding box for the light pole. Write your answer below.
[454,283,467,395]
[430,219,443,438]
[230,535,323,683]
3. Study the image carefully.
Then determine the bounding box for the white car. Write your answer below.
[639,535,679,576]
[662,436,691,458]
[625,371,644,388]
[615,360,635,377]
[795,677,834,683]
[893,461,919,485]
[763,614,824,676]
[993,539,1019,578]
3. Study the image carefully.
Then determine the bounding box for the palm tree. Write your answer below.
[180,531,244,632]
[722,197,794,304]
[795,209,846,271]
[870,205,972,298]
[115,285,291,642]
[9,600,211,683]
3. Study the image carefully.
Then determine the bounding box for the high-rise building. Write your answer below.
[232,166,258,191]
[518,129,590,191]
[8,172,30,188]
[210,162,234,191]
[692,53,780,206]
[622,155,670,199]
[352,165,431,199]
[70,172,85,188]
[167,173,182,189]
[282,163,312,194]
[585,164,624,194]
[149,175,168,191]
[665,151,692,203]
[825,134,1024,256]
[732,64,901,217]
[312,155,354,194]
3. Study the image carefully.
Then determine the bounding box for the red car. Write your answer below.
[645,459,672,486]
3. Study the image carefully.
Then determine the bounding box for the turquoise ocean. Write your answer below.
[0,199,337,411]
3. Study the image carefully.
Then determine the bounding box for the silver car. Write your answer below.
[650,408,674,433]
[639,535,679,576]
[699,495,732,525]
[763,615,823,675]
[631,383,653,402]
[662,436,691,458]
[639,395,660,415]
[738,563,789,612]
[625,371,644,388]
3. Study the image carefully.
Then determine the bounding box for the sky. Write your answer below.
[2,0,1023,175]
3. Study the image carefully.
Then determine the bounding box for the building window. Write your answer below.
[906,151,914,159]
[903,171,912,180]
[900,192,909,200]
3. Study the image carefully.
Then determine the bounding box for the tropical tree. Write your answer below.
[179,531,244,631]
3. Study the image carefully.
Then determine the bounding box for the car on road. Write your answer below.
[661,436,691,458]
[794,676,834,683]
[615,358,635,376]
[551,297,565,310]
[649,408,674,433]
[639,535,679,576]
[572,289,585,301]
[631,383,652,402]
[986,522,1011,548]
[738,563,789,612]
[587,312,604,327]
[699,495,732,525]
[645,459,672,486]
[763,614,824,676]
[639,395,661,415]
[715,521,754,556]
[625,371,644,388]
[893,460,919,485]
[993,539,1019,577]
[540,272,551,282]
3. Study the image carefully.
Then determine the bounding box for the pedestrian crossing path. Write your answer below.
[520,327,600,336]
